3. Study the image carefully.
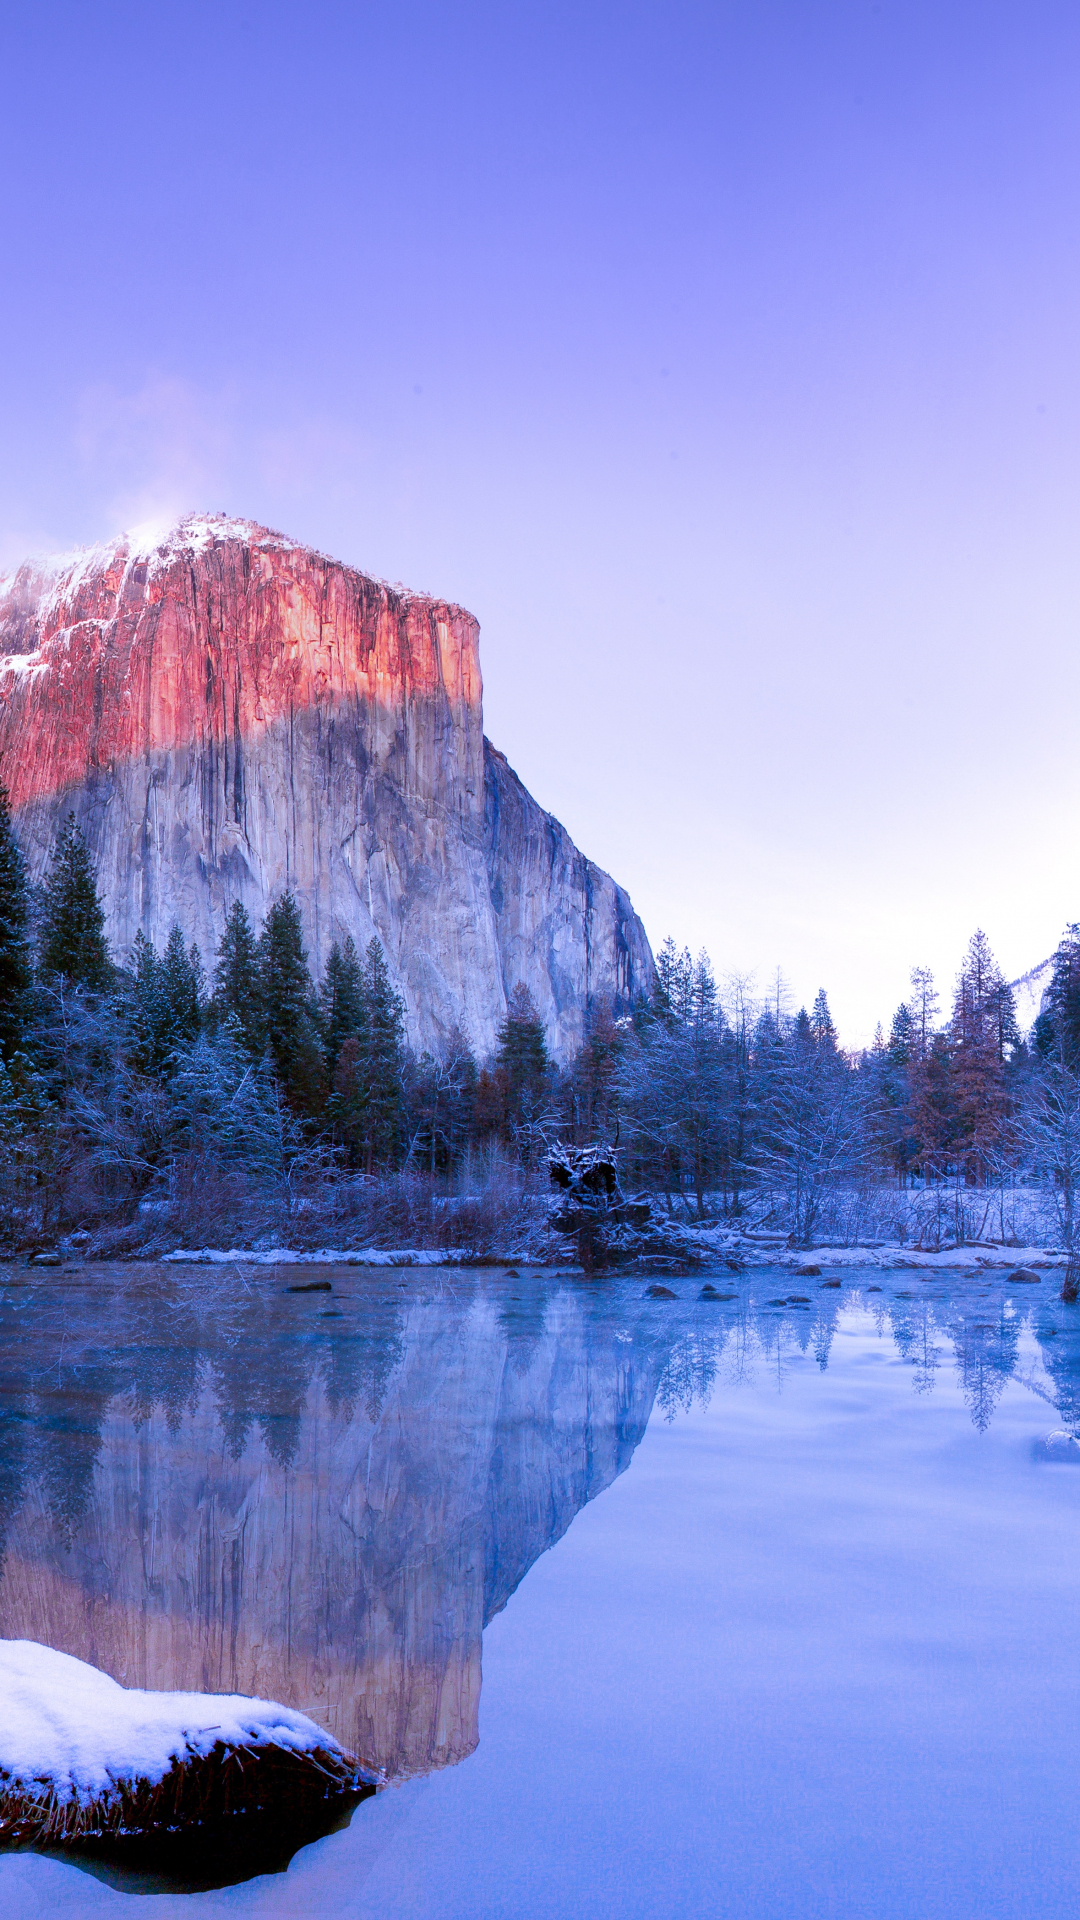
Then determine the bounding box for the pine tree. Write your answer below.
[908,966,939,1061]
[38,815,110,989]
[212,901,263,1053]
[161,925,203,1044]
[318,936,366,1077]
[360,937,406,1168]
[331,938,406,1169]
[949,930,1010,1180]
[888,1003,915,1065]
[257,894,321,1100]
[494,983,551,1157]
[131,929,165,1073]
[131,926,202,1074]
[1040,925,1080,1066]
[811,989,838,1052]
[792,1007,813,1048]
[0,785,31,1061]
[650,938,693,1028]
[566,1003,623,1144]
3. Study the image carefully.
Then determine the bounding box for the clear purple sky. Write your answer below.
[3,1,1079,1042]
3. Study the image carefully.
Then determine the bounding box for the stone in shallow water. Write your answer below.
[1034,1430,1080,1463]
[0,1642,374,1889]
[1007,1268,1042,1284]
[645,1284,678,1300]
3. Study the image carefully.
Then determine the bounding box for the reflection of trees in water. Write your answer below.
[649,1279,1080,1438]
[3,1267,1080,1555]
[318,1304,407,1423]
[812,1299,838,1372]
[0,1269,667,1547]
[947,1302,1021,1433]
[1032,1316,1080,1433]
[655,1292,843,1410]
[497,1274,555,1378]
[890,1298,943,1395]
[656,1328,725,1417]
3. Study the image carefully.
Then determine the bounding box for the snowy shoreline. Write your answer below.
[160,1238,1073,1273]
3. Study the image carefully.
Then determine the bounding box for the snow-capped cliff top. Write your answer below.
[0,513,305,606]
[0,512,438,624]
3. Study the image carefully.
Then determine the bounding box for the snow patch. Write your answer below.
[0,1640,341,1807]
[0,653,48,680]
[1010,956,1054,1034]
[0,513,423,632]
[164,1245,460,1267]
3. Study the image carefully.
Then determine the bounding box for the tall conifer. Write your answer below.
[811,989,838,1052]
[319,936,366,1077]
[258,893,321,1101]
[0,784,31,1060]
[38,815,110,989]
[1039,925,1080,1065]
[494,983,551,1154]
[213,901,263,1053]
[360,938,406,1167]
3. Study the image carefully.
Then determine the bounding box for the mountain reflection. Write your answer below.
[0,1264,1077,1780]
[0,1268,672,1777]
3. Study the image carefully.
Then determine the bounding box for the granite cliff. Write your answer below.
[0,515,652,1058]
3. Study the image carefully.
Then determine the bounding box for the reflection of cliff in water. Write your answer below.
[0,1269,669,1778]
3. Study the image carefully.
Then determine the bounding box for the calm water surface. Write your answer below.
[1,1261,1078,1917]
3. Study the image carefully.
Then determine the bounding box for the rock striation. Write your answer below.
[0,515,652,1058]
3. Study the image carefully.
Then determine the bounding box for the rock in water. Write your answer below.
[0,515,652,1060]
[0,1640,374,1884]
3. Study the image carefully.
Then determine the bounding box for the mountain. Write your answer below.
[1010,956,1053,1035]
[0,514,652,1059]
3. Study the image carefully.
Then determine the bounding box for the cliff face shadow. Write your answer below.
[0,1265,677,1780]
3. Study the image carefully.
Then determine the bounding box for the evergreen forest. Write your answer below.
[1,791,1079,1257]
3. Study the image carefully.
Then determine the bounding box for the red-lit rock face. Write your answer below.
[0,515,652,1058]
[0,514,482,815]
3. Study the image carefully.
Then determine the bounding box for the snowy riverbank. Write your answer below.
[159,1235,1074,1273]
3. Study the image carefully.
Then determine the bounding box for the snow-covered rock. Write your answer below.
[0,1641,372,1855]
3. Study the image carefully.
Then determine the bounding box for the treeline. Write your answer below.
[2,789,1080,1251]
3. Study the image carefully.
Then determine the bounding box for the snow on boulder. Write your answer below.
[0,1641,376,1874]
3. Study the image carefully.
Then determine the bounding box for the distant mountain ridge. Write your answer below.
[1010,956,1053,1035]
[0,514,653,1059]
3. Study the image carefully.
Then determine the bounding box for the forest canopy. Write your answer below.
[0,792,1076,1256]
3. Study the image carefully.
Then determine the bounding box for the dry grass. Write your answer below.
[0,1737,374,1861]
